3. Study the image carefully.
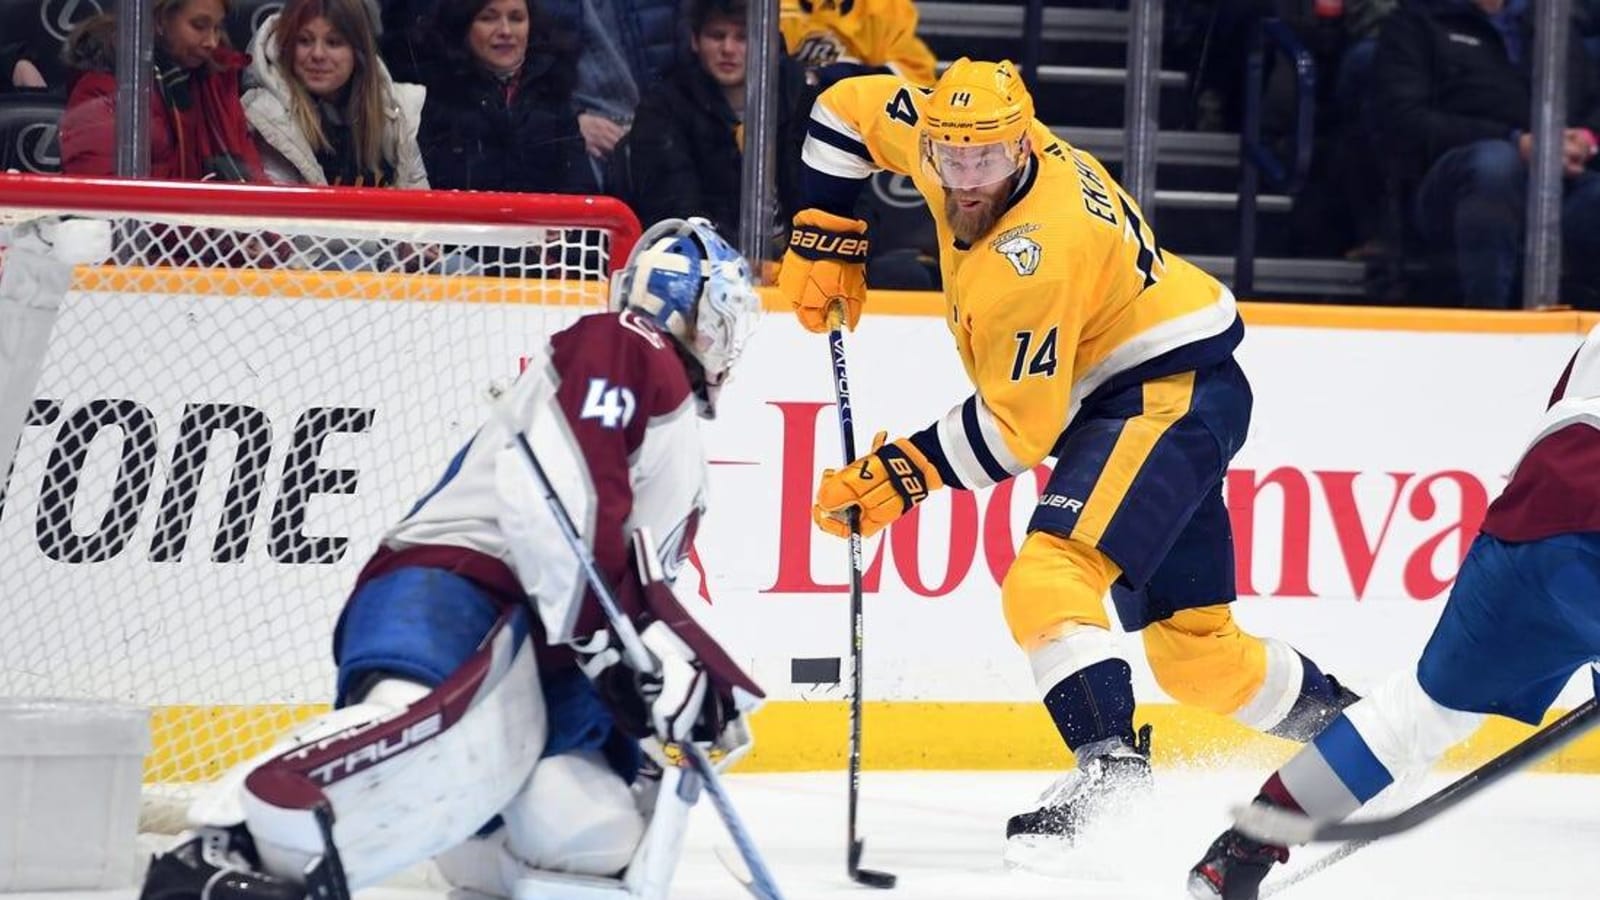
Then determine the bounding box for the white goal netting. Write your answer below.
[0,175,638,828]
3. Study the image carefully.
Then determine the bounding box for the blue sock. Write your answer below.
[1042,658,1137,754]
[1267,652,1355,741]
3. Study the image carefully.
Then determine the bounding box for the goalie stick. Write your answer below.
[1236,697,1600,848]
[826,309,897,891]
[498,419,785,900]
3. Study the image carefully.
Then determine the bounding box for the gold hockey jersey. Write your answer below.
[802,75,1243,490]
[780,0,938,86]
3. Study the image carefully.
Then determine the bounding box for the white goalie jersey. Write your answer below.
[371,310,710,646]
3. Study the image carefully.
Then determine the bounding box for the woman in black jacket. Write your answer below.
[417,0,597,195]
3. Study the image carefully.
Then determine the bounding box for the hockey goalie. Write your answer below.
[135,218,766,900]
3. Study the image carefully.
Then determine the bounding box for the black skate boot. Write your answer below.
[140,827,306,900]
[1005,724,1154,850]
[1187,818,1289,900]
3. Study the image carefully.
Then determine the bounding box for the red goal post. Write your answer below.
[0,174,641,829]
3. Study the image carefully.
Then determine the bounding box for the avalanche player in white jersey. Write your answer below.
[137,218,764,900]
[1187,323,1600,900]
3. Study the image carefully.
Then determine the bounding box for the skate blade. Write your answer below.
[1001,833,1081,878]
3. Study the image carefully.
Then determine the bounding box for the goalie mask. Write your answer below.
[610,218,761,417]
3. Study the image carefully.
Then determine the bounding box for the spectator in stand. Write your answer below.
[779,0,937,87]
[608,0,810,247]
[1376,0,1600,309]
[59,0,264,181]
[551,0,676,162]
[383,0,678,164]
[415,0,596,194]
[1328,0,1399,258]
[3,44,46,90]
[243,0,428,187]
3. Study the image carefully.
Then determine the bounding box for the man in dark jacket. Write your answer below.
[607,0,811,252]
[1375,0,1600,308]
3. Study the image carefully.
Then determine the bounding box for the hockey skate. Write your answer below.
[1186,817,1289,900]
[1003,724,1153,865]
[139,827,306,900]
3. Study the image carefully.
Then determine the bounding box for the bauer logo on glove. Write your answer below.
[778,208,870,333]
[814,431,943,538]
[788,228,869,261]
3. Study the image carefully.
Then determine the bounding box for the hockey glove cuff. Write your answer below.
[778,208,870,333]
[813,431,944,539]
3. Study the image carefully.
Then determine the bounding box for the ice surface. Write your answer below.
[7,769,1597,900]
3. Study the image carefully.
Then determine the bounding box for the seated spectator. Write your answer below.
[3,44,46,91]
[383,0,676,164]
[608,0,810,243]
[244,0,428,187]
[415,0,596,194]
[1376,0,1600,309]
[58,0,264,181]
[779,0,936,87]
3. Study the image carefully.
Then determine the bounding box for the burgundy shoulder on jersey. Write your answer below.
[546,311,698,636]
[549,311,695,438]
[1481,339,1600,542]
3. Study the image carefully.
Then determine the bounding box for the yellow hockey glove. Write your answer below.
[813,432,943,539]
[778,209,870,333]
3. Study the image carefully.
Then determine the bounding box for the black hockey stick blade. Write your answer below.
[304,802,352,900]
[1236,697,1600,846]
[848,838,897,889]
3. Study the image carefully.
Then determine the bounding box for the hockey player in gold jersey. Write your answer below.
[779,0,937,86]
[778,59,1358,854]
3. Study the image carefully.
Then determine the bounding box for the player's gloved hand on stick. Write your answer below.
[814,430,943,538]
[575,622,754,765]
[778,208,870,333]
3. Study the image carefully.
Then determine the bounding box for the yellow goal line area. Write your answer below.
[145,700,1600,783]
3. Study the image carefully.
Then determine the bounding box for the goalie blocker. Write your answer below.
[136,219,766,900]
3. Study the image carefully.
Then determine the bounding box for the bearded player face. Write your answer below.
[944,178,1015,245]
[927,136,1029,245]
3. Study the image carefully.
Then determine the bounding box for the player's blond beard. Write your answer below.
[944,176,1016,245]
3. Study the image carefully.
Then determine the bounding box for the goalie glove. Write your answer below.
[574,529,764,765]
[814,430,944,539]
[575,621,754,768]
[778,208,870,333]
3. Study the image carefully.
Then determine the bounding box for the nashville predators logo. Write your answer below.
[799,0,857,14]
[991,226,1042,276]
[793,31,847,67]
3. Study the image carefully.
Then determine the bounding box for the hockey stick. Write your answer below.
[499,423,785,900]
[1259,840,1368,898]
[1237,697,1600,847]
[825,308,897,890]
[683,742,784,900]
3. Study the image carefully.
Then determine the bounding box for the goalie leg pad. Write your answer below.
[185,693,424,831]
[243,606,547,890]
[503,749,646,877]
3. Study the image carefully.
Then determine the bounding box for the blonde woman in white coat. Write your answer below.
[244,0,427,188]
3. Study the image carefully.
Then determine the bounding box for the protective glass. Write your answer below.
[920,135,1027,190]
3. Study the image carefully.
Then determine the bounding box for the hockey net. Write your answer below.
[0,174,640,831]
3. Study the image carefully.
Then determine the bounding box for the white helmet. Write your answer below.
[609,218,761,417]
